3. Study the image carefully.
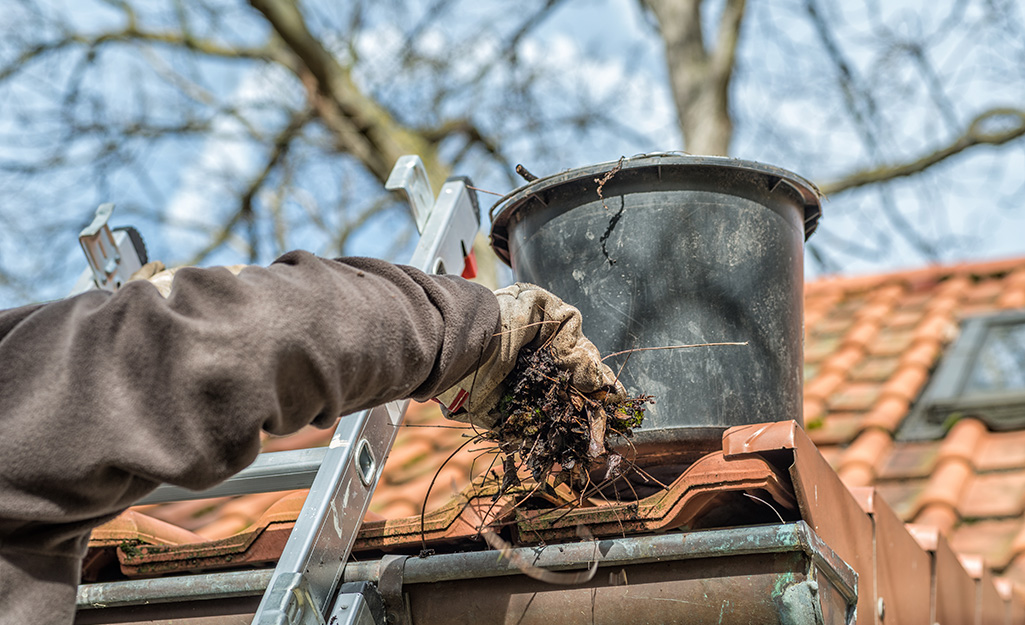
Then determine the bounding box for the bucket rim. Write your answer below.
[489,153,823,266]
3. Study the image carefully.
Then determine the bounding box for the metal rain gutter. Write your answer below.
[77,521,856,624]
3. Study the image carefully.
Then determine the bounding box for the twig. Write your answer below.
[492,319,563,337]
[419,434,482,552]
[466,185,504,197]
[601,341,748,361]
[465,502,599,586]
[743,492,785,524]
[594,156,624,212]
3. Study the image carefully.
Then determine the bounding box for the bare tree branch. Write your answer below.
[821,107,1025,196]
[248,0,451,190]
[188,110,312,265]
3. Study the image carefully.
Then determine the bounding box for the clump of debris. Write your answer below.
[485,345,653,492]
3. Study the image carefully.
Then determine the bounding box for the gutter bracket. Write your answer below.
[780,580,826,625]
[378,555,411,625]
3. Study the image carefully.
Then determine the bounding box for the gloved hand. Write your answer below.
[128,262,245,298]
[436,283,624,429]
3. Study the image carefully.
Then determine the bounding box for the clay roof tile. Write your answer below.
[999,289,1025,309]
[85,253,1025,595]
[937,418,987,467]
[912,313,959,344]
[804,370,845,401]
[837,428,892,486]
[860,396,911,433]
[914,503,960,535]
[879,366,929,403]
[820,345,863,376]
[899,340,942,369]
[959,470,1025,519]
[843,320,882,350]
[914,460,973,519]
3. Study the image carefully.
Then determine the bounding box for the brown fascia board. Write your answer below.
[959,553,1008,625]
[848,486,932,625]
[722,420,877,624]
[907,524,979,625]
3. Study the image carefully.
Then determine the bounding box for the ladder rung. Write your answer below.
[136,448,328,505]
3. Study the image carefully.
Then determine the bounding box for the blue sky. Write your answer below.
[2,0,1024,306]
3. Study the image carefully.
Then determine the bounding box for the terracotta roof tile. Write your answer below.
[807,314,853,336]
[81,254,1025,600]
[879,366,929,403]
[848,355,901,383]
[804,369,845,400]
[976,431,1025,472]
[804,334,843,363]
[877,440,941,480]
[860,396,911,433]
[886,307,927,329]
[805,412,863,445]
[875,479,927,521]
[937,418,987,467]
[134,496,235,531]
[842,319,882,351]
[959,471,1025,519]
[837,428,892,486]
[827,381,881,412]
[1000,289,1025,309]
[914,503,960,535]
[899,340,942,370]
[802,396,826,422]
[912,313,959,345]
[914,459,973,518]
[868,327,917,357]
[963,278,1007,303]
[194,490,297,540]
[814,444,844,471]
[819,344,864,375]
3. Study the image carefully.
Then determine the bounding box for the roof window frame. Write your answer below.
[899,308,1025,440]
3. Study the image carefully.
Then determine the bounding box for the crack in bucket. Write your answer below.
[599,196,625,266]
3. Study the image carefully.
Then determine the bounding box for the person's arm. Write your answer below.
[0,251,499,545]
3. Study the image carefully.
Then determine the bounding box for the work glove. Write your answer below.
[128,262,245,298]
[436,283,625,429]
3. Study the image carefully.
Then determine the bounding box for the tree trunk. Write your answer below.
[643,0,746,156]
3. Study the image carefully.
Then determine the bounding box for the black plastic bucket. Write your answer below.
[491,154,821,466]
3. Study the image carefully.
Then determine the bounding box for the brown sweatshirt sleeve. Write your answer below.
[0,251,499,621]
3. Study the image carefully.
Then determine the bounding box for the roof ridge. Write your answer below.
[806,255,1025,295]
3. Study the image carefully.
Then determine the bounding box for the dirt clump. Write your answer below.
[485,345,653,492]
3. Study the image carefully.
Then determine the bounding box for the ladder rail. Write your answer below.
[251,170,481,625]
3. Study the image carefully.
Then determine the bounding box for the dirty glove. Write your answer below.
[436,283,624,429]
